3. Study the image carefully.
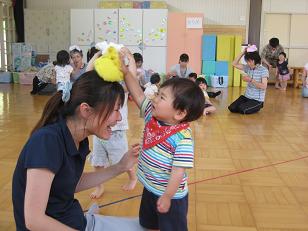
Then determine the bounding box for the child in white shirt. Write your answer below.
[144,73,161,100]
[54,50,73,90]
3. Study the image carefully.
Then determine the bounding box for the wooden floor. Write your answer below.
[1,83,308,231]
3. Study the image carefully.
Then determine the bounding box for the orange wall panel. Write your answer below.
[167,13,203,74]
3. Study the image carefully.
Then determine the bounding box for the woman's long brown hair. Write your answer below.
[31,70,124,135]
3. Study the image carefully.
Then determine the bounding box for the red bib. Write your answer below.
[143,117,189,150]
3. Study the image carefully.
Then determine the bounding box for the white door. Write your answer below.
[262,14,290,48]
[70,9,94,46]
[143,46,166,74]
[94,9,118,43]
[118,9,143,46]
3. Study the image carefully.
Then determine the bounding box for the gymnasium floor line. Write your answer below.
[83,154,308,212]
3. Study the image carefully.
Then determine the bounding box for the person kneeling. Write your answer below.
[228,45,269,114]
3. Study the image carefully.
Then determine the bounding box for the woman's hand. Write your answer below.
[118,143,140,172]
[242,75,252,82]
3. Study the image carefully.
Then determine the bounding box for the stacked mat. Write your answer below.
[201,34,243,87]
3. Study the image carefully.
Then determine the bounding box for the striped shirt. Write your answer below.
[243,64,269,102]
[138,98,194,199]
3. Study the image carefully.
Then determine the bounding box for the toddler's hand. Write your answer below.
[120,47,137,77]
[157,194,171,213]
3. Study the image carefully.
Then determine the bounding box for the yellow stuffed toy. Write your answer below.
[94,42,124,82]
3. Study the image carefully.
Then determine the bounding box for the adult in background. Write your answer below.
[168,53,193,79]
[69,45,87,82]
[30,62,57,95]
[229,45,269,114]
[261,37,284,88]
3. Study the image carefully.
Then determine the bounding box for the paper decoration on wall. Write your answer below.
[186,17,203,29]
[119,16,142,43]
[145,17,167,44]
[77,30,93,43]
[95,12,118,42]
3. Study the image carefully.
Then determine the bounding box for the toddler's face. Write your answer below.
[136,61,143,68]
[278,54,285,62]
[151,86,179,125]
[199,83,207,90]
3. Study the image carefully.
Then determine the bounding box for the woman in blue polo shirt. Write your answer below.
[229,45,269,114]
[12,70,140,230]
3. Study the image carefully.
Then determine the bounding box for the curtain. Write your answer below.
[13,0,24,42]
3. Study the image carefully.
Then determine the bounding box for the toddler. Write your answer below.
[276,52,290,90]
[144,73,161,100]
[195,77,216,115]
[54,50,73,90]
[123,48,205,231]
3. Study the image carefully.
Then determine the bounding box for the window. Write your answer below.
[0,0,15,71]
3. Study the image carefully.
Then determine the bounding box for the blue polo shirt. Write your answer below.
[12,118,90,230]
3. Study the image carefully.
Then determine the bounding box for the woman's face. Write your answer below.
[91,98,122,140]
[71,52,83,67]
[246,59,255,69]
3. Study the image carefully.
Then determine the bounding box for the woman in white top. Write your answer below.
[168,53,193,78]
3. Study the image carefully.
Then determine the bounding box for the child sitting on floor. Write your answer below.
[188,72,221,98]
[144,73,161,100]
[195,77,216,115]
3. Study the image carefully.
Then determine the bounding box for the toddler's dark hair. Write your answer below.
[160,78,205,123]
[279,52,287,58]
[133,53,143,63]
[150,73,161,84]
[195,77,208,86]
[188,72,197,80]
[56,50,70,67]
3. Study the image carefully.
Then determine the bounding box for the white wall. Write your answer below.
[261,0,308,46]
[26,0,249,26]
[261,0,308,66]
[262,0,308,13]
